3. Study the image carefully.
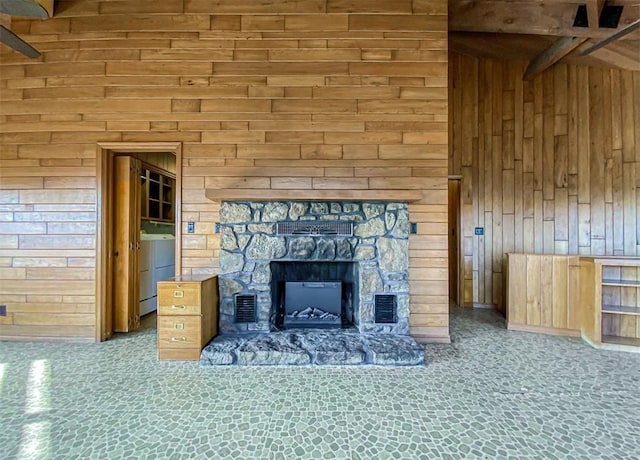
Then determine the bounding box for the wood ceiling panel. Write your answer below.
[450,1,639,72]
[450,0,640,39]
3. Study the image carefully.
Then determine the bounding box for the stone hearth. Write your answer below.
[200,330,425,366]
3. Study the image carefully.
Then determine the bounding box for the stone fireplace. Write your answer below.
[217,201,411,335]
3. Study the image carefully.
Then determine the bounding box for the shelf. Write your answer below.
[602,335,640,348]
[602,305,640,316]
[205,188,425,203]
[602,279,640,287]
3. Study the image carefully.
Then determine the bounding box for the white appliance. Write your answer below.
[139,235,175,316]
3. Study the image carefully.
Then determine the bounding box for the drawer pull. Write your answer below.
[171,337,187,342]
[171,305,186,310]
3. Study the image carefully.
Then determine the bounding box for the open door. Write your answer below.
[113,156,141,332]
[448,179,461,306]
[97,142,182,341]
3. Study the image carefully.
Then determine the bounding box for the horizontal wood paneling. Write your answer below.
[450,53,640,310]
[0,0,449,341]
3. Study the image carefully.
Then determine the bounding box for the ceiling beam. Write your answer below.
[523,36,588,80]
[586,0,606,29]
[0,24,40,57]
[449,0,639,39]
[0,0,54,19]
[580,18,640,54]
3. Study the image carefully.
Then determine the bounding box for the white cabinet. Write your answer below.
[139,237,175,316]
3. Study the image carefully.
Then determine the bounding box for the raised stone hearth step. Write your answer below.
[199,330,425,367]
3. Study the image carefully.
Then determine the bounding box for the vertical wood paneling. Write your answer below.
[451,53,640,308]
[0,1,449,341]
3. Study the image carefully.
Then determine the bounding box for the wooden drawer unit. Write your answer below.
[156,275,218,360]
[158,316,202,348]
[158,285,202,316]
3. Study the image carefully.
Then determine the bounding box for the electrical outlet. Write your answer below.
[187,222,195,233]
[0,305,6,316]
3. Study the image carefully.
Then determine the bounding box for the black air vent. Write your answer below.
[235,295,256,323]
[276,221,353,237]
[374,295,397,323]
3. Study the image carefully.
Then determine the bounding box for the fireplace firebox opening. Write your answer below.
[270,261,358,330]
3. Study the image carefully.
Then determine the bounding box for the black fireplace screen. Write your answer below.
[284,281,342,328]
[271,261,357,330]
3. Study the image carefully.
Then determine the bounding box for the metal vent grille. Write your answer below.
[276,221,353,237]
[374,295,397,324]
[235,295,256,323]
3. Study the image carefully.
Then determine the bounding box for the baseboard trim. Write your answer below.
[0,335,95,343]
[412,334,451,344]
[460,302,498,310]
[507,323,580,337]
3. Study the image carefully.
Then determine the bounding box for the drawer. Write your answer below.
[157,285,201,315]
[158,315,202,348]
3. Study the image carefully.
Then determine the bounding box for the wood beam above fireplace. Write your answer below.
[205,188,424,203]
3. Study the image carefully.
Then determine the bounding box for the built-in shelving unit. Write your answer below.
[580,257,640,350]
[140,166,175,222]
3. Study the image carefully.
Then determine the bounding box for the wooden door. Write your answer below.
[113,156,141,332]
[448,179,461,306]
[579,258,601,345]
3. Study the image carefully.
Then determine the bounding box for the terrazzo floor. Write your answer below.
[1,307,639,459]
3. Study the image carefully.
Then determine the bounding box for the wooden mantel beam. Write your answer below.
[205,189,425,203]
[523,36,588,80]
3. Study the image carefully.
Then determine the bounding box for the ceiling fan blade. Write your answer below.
[580,18,640,56]
[0,25,40,58]
[0,0,50,18]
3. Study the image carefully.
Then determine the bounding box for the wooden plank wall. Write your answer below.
[0,1,449,341]
[450,53,640,310]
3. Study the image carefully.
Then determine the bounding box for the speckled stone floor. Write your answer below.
[1,308,640,459]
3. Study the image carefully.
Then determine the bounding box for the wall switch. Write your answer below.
[0,305,6,316]
[214,223,221,233]
[187,222,195,233]
[410,223,418,234]
[475,227,484,236]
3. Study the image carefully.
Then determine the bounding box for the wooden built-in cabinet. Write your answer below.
[140,167,175,223]
[580,257,640,349]
[157,275,218,360]
[506,253,581,336]
[507,254,640,350]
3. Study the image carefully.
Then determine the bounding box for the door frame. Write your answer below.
[96,142,182,342]
[448,176,463,307]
